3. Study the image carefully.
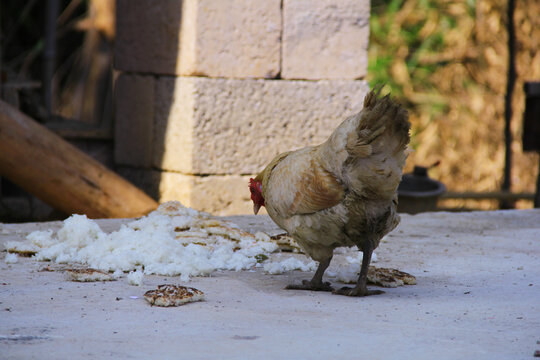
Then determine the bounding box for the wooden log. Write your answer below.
[0,100,158,218]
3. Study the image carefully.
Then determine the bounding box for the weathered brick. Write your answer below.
[115,0,183,75]
[117,167,258,215]
[114,74,154,167]
[282,0,370,79]
[115,0,280,78]
[159,173,257,215]
[179,0,281,78]
[153,76,369,174]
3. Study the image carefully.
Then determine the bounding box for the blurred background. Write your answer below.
[369,0,539,210]
[0,0,538,221]
[1,0,116,221]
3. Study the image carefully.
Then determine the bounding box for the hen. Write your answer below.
[249,89,410,296]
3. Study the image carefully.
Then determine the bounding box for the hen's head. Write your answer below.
[249,178,265,215]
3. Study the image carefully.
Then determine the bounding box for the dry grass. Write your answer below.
[369,0,540,209]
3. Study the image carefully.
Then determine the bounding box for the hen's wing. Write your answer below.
[263,147,344,218]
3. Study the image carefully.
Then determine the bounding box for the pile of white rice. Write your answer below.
[6,201,318,281]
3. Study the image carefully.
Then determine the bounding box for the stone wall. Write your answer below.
[114,0,370,215]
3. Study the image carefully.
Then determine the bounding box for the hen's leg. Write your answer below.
[333,247,384,296]
[285,256,333,292]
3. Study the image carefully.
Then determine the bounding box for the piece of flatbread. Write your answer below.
[6,245,37,257]
[65,268,115,282]
[367,267,416,288]
[270,234,302,253]
[144,285,205,307]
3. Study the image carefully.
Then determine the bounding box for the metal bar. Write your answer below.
[501,0,516,208]
[534,156,540,208]
[0,2,3,99]
[43,0,60,119]
[442,191,535,201]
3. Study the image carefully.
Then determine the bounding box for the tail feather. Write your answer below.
[347,89,410,158]
[344,88,411,198]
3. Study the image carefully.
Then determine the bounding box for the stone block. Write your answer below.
[117,167,257,215]
[282,0,370,79]
[153,76,369,175]
[114,74,155,167]
[159,173,257,215]
[115,0,183,75]
[115,0,280,78]
[179,0,281,78]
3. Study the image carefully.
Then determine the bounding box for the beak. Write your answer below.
[253,203,261,215]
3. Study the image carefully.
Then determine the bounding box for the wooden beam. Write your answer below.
[0,100,158,218]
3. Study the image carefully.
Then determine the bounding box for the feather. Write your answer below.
[288,159,344,215]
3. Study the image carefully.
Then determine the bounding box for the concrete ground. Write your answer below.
[1,210,539,360]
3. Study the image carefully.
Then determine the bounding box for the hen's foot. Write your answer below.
[333,286,385,297]
[285,280,334,292]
